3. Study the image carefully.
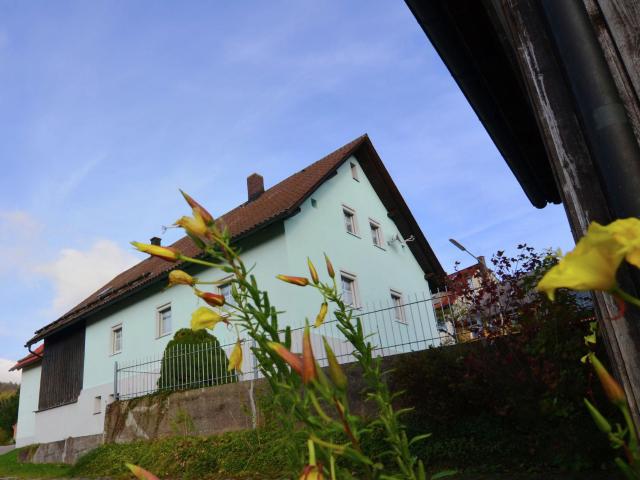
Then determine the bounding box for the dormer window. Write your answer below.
[350,162,359,181]
[343,205,358,235]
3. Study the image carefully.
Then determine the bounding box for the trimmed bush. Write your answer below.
[157,329,236,391]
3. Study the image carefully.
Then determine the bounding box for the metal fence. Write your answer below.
[114,292,466,400]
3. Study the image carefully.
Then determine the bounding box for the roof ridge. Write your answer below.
[30,135,368,342]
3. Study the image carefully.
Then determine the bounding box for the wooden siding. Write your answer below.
[38,325,85,410]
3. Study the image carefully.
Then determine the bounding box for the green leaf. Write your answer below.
[409,433,432,446]
[431,470,459,479]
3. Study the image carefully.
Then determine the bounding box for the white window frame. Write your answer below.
[218,276,235,306]
[110,324,123,355]
[350,162,359,181]
[340,271,361,308]
[342,205,359,236]
[93,395,102,415]
[390,289,407,324]
[369,219,384,248]
[156,303,172,338]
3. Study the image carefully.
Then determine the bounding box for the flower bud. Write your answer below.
[168,270,197,287]
[191,306,226,330]
[276,275,309,287]
[194,289,226,307]
[323,337,347,390]
[125,463,160,480]
[314,303,328,328]
[584,398,612,434]
[268,342,303,376]
[175,215,208,238]
[324,253,335,279]
[131,242,181,262]
[590,355,627,407]
[302,325,317,384]
[307,258,319,284]
[180,190,215,226]
[228,338,243,373]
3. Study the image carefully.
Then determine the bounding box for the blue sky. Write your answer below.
[0,1,574,378]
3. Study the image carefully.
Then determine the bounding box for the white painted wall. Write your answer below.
[15,365,41,447]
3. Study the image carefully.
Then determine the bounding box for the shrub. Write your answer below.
[156,329,236,391]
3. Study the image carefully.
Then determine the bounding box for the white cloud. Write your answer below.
[36,239,138,316]
[0,211,44,276]
[0,359,21,384]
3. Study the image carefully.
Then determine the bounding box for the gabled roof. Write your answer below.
[27,135,444,345]
[10,345,44,371]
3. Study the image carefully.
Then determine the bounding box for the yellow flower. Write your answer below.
[228,338,243,373]
[131,242,181,262]
[536,222,625,300]
[191,306,226,330]
[604,218,640,268]
[168,270,197,287]
[175,215,208,238]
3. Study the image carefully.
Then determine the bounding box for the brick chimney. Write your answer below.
[247,173,264,201]
[150,236,161,246]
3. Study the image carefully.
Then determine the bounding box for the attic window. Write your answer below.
[350,162,359,181]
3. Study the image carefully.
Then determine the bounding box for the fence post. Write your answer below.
[249,338,258,429]
[113,361,119,400]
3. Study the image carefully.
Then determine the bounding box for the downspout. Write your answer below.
[28,344,43,358]
[539,0,640,431]
[539,0,640,220]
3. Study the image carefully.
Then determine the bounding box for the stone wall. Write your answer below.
[105,378,268,443]
[29,352,407,463]
[31,433,103,464]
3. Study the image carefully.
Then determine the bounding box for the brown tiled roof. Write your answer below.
[27,134,444,345]
[10,345,44,371]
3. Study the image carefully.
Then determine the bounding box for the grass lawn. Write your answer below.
[0,447,71,478]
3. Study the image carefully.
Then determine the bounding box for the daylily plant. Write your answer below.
[130,191,451,480]
[537,218,640,479]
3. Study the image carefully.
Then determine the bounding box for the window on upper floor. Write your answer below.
[93,395,102,414]
[340,271,360,308]
[111,324,122,355]
[369,219,383,248]
[218,279,235,306]
[350,162,359,181]
[343,205,358,236]
[390,290,406,323]
[157,304,172,338]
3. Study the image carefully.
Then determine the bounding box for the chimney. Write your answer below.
[247,173,264,201]
[150,236,161,246]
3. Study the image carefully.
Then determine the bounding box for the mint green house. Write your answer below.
[13,135,443,449]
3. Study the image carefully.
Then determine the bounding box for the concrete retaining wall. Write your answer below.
[105,379,268,443]
[31,434,103,464]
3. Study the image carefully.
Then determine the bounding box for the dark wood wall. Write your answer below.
[38,324,85,411]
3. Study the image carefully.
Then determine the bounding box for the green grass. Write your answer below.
[0,446,71,478]
[69,428,302,479]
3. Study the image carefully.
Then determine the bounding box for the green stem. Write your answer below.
[611,287,640,309]
[180,255,220,268]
